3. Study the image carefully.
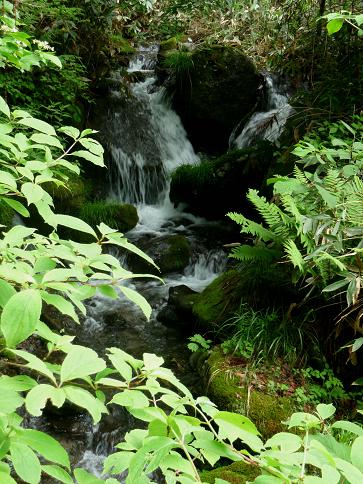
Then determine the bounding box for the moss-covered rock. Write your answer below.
[205,348,295,438]
[45,176,90,216]
[200,460,260,483]
[0,200,14,229]
[192,265,297,331]
[165,45,262,153]
[128,234,192,276]
[170,144,274,219]
[79,201,138,233]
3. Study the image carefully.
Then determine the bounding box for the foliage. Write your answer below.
[218,304,318,366]
[228,118,363,353]
[187,333,212,352]
[79,200,138,233]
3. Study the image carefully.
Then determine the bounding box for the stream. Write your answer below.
[33,46,293,481]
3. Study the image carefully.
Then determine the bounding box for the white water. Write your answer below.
[231,73,294,148]
[77,46,227,478]
[108,46,199,233]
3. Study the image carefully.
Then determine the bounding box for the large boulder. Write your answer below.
[170,143,274,219]
[165,46,262,153]
[192,266,297,331]
[128,234,192,276]
[201,348,295,438]
[157,285,198,329]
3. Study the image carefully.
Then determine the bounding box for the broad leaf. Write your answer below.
[60,346,106,383]
[1,289,42,347]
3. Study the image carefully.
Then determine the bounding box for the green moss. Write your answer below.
[44,176,91,216]
[109,34,135,54]
[0,200,14,229]
[192,270,246,329]
[79,201,138,233]
[159,234,191,273]
[206,348,295,438]
[159,37,179,51]
[200,460,260,483]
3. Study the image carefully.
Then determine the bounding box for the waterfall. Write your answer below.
[107,46,199,228]
[231,73,294,149]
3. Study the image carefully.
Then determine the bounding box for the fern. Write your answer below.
[227,212,278,242]
[247,189,291,237]
[284,239,305,272]
[229,244,281,263]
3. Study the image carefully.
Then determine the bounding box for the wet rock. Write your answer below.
[158,284,198,329]
[164,45,262,153]
[192,265,297,331]
[128,234,192,276]
[170,143,274,220]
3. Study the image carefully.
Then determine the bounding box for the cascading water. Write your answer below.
[71,47,228,478]
[107,46,199,232]
[230,73,294,149]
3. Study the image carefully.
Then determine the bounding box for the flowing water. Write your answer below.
[50,46,228,478]
[37,50,290,481]
[230,72,294,149]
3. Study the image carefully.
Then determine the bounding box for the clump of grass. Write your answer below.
[163,49,194,76]
[79,201,138,233]
[218,303,319,367]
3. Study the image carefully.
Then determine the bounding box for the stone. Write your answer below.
[204,348,295,438]
[165,45,262,153]
[157,284,198,329]
[170,143,274,219]
[128,234,192,276]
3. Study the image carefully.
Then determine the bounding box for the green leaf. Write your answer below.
[265,432,302,452]
[351,436,363,472]
[316,403,335,420]
[63,386,108,423]
[332,421,363,437]
[30,133,63,149]
[25,384,65,417]
[18,117,57,136]
[120,285,152,320]
[16,429,70,469]
[98,285,119,299]
[1,289,42,347]
[54,214,97,237]
[58,126,80,139]
[70,150,104,167]
[2,197,30,217]
[103,451,134,474]
[40,292,79,323]
[323,279,350,293]
[0,279,16,307]
[11,349,56,384]
[0,375,36,392]
[327,18,344,35]
[21,182,45,205]
[0,389,24,415]
[10,442,41,484]
[143,353,164,370]
[316,185,338,208]
[0,96,10,118]
[110,389,150,408]
[42,465,73,484]
[74,468,104,483]
[60,346,106,384]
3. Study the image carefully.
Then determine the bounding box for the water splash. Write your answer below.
[231,73,294,148]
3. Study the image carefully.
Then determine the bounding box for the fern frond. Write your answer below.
[229,244,281,263]
[316,252,347,273]
[227,212,278,242]
[284,239,305,272]
[293,166,310,185]
[247,189,289,234]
